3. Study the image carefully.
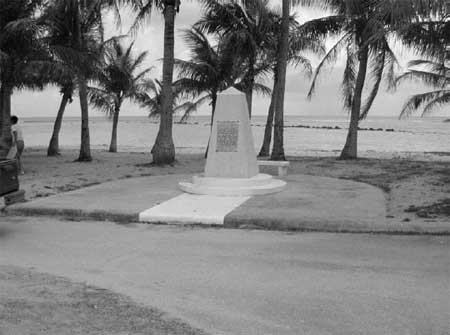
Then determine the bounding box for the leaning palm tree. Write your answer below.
[88,41,153,152]
[299,0,441,160]
[48,79,75,156]
[0,0,47,156]
[126,0,180,165]
[41,1,77,157]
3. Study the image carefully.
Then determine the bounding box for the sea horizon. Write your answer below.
[18,114,450,158]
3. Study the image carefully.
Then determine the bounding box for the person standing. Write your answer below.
[10,115,24,174]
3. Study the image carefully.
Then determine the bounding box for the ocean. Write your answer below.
[20,115,449,158]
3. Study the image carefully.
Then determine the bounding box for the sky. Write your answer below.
[12,2,448,119]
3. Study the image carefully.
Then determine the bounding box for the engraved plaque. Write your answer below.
[216,121,239,152]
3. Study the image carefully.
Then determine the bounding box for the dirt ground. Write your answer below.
[0,265,208,335]
[16,148,450,222]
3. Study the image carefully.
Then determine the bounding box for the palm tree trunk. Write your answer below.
[259,70,278,157]
[245,59,255,118]
[0,84,12,157]
[151,3,176,165]
[77,76,92,161]
[339,46,369,160]
[48,93,70,156]
[270,0,289,161]
[109,102,121,153]
[245,89,253,118]
[205,90,218,157]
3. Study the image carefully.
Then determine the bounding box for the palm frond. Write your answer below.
[383,41,401,91]
[87,86,115,116]
[421,90,450,116]
[399,89,448,118]
[252,82,272,96]
[308,32,351,99]
[298,15,346,39]
[341,43,357,110]
[360,49,385,120]
[396,69,447,87]
[289,55,313,77]
[128,1,154,37]
[177,95,210,122]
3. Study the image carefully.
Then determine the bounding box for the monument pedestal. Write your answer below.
[178,87,286,197]
[179,173,286,196]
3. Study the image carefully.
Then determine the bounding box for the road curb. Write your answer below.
[5,206,138,223]
[5,205,449,235]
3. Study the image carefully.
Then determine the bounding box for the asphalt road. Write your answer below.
[0,216,448,335]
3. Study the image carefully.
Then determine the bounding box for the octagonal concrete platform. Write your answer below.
[3,173,399,233]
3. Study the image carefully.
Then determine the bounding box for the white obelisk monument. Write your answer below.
[205,87,258,178]
[179,88,285,196]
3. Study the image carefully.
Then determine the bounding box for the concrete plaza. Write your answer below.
[4,174,449,233]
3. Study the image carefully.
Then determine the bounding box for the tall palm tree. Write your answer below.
[0,0,47,156]
[269,0,292,160]
[44,0,111,162]
[258,14,325,157]
[259,0,315,160]
[127,0,180,165]
[196,0,277,117]
[88,41,153,152]
[299,0,441,159]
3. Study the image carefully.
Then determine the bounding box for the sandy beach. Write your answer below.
[13,147,450,225]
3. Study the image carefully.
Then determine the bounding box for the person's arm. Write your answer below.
[11,127,17,146]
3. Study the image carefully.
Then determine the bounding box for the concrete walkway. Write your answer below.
[4,174,448,233]
[0,216,448,335]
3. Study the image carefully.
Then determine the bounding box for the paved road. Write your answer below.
[0,216,448,335]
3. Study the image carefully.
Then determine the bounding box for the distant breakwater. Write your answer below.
[173,121,398,133]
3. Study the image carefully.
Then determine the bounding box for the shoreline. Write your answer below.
[24,145,450,162]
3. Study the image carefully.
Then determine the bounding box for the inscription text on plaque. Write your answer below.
[216,121,239,152]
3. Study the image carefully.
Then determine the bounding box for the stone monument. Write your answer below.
[179,88,286,196]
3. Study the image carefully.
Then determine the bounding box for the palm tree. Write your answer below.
[0,0,47,157]
[257,0,311,160]
[127,0,180,165]
[88,41,153,152]
[48,80,75,156]
[270,0,291,160]
[299,0,441,160]
[44,0,111,162]
[258,14,324,157]
[196,0,277,117]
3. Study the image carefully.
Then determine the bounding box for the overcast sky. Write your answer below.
[13,2,448,118]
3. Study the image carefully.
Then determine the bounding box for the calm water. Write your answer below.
[20,115,449,157]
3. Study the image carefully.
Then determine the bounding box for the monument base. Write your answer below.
[178,173,286,196]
